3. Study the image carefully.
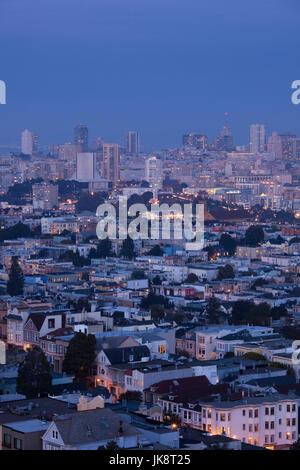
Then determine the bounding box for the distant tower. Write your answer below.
[21,129,38,155]
[101,143,120,183]
[221,112,232,137]
[125,131,140,154]
[250,124,266,153]
[74,125,88,152]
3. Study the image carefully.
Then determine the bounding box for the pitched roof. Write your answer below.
[145,376,230,403]
[104,346,150,365]
[53,408,139,446]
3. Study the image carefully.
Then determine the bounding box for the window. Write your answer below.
[52,430,58,439]
[3,434,11,448]
[158,345,166,355]
[265,408,269,415]
[249,410,253,418]
[270,407,275,415]
[254,409,258,418]
[265,422,269,430]
[242,410,246,416]
[220,413,226,422]
[287,405,291,413]
[48,319,55,329]
[14,438,22,450]
[292,404,296,412]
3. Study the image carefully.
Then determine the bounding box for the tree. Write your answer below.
[185,273,199,284]
[120,238,135,259]
[245,225,265,247]
[7,256,24,296]
[152,275,162,285]
[242,352,266,362]
[105,441,120,451]
[206,295,223,324]
[131,270,145,280]
[290,438,300,450]
[219,233,237,256]
[95,238,113,258]
[217,264,235,280]
[148,245,164,257]
[231,300,255,324]
[150,304,165,322]
[63,332,96,380]
[16,346,52,398]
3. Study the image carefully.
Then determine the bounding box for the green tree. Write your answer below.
[242,352,266,362]
[245,225,265,247]
[63,332,96,380]
[120,238,135,259]
[290,438,300,450]
[131,270,145,279]
[217,264,235,280]
[206,295,223,324]
[7,256,24,296]
[96,238,113,258]
[219,233,237,256]
[150,304,165,322]
[105,440,120,451]
[185,273,199,284]
[231,300,255,324]
[148,245,164,256]
[16,346,52,398]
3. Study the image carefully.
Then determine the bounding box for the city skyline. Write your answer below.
[0,0,300,151]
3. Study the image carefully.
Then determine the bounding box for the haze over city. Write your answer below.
[0,0,300,151]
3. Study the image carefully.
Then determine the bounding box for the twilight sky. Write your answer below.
[0,0,299,152]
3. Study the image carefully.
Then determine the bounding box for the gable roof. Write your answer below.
[52,408,139,446]
[25,314,46,331]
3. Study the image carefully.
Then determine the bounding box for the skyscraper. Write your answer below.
[250,124,266,153]
[145,156,163,189]
[21,129,38,155]
[125,131,140,154]
[74,125,88,152]
[101,143,120,183]
[76,152,96,181]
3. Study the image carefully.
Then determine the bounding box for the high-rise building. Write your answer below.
[125,131,140,154]
[211,113,234,152]
[57,142,77,162]
[76,152,96,181]
[74,125,88,152]
[267,132,296,159]
[21,129,38,155]
[145,156,163,189]
[249,124,266,153]
[101,143,120,183]
[280,133,297,160]
[183,133,207,150]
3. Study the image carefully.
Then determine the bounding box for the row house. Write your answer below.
[126,361,218,398]
[23,313,65,350]
[199,394,298,449]
[152,285,195,299]
[175,329,196,358]
[40,327,74,373]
